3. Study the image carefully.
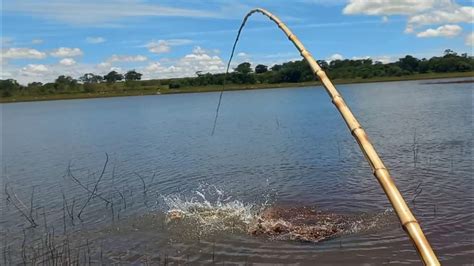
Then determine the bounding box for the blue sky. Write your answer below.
[1,0,473,84]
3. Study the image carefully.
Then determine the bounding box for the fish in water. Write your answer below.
[248,206,350,242]
[167,205,352,243]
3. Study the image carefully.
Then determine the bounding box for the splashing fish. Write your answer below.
[162,188,394,243]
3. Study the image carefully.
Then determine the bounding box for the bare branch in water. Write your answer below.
[77,153,109,220]
[4,184,38,227]
[67,161,111,204]
[29,186,36,222]
[62,190,75,226]
[134,172,147,196]
[411,182,423,204]
[412,129,419,168]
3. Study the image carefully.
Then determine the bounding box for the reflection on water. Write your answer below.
[1,78,473,264]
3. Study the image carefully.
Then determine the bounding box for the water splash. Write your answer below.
[345,208,395,235]
[161,186,395,242]
[162,185,265,233]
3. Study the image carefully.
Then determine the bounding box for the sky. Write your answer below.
[1,0,473,84]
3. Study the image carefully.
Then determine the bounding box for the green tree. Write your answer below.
[124,70,143,81]
[103,71,124,83]
[80,73,103,83]
[28,82,43,88]
[444,49,456,56]
[255,64,268,74]
[398,55,419,73]
[54,75,78,92]
[270,64,282,71]
[0,79,21,97]
[235,62,252,74]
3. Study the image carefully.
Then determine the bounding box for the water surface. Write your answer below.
[1,78,472,264]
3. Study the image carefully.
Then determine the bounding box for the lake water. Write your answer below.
[1,78,473,265]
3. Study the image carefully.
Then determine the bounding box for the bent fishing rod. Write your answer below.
[219,8,440,266]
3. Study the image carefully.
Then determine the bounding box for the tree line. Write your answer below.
[1,49,472,97]
[0,70,142,97]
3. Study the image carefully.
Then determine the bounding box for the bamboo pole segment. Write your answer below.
[245,8,440,265]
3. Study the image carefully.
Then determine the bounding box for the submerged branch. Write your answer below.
[4,184,38,227]
[77,153,109,220]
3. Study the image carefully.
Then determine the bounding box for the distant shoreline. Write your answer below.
[1,72,472,104]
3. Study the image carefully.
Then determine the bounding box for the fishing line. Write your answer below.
[211,11,257,136]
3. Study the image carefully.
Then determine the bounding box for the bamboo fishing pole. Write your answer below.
[236,8,440,265]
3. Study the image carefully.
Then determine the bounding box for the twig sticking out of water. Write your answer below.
[29,186,36,222]
[62,196,67,235]
[62,190,75,225]
[68,162,111,205]
[21,229,27,265]
[77,153,109,220]
[411,182,423,204]
[4,184,38,227]
[413,129,419,168]
[116,188,127,210]
[135,171,153,207]
[2,232,9,266]
[134,172,148,196]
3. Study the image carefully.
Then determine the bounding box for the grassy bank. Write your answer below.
[1,71,472,104]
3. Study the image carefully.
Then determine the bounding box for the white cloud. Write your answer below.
[343,0,473,37]
[465,33,474,46]
[142,46,225,79]
[193,46,207,55]
[416,24,462,38]
[50,47,83,57]
[343,0,433,15]
[353,55,395,64]
[4,0,220,25]
[408,5,473,28]
[327,53,344,61]
[86,37,106,44]
[146,40,170,54]
[371,55,395,64]
[144,62,163,72]
[59,58,76,66]
[107,54,148,62]
[2,48,47,59]
[404,25,415,33]
[21,64,49,75]
[237,52,247,57]
[146,39,192,54]
[298,0,348,5]
[32,39,43,44]
[351,56,370,60]
[97,62,112,69]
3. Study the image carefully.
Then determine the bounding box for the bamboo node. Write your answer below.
[350,126,364,135]
[402,220,419,228]
[331,94,343,101]
[315,68,324,76]
[374,167,387,172]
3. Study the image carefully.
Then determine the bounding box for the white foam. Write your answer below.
[162,186,262,233]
